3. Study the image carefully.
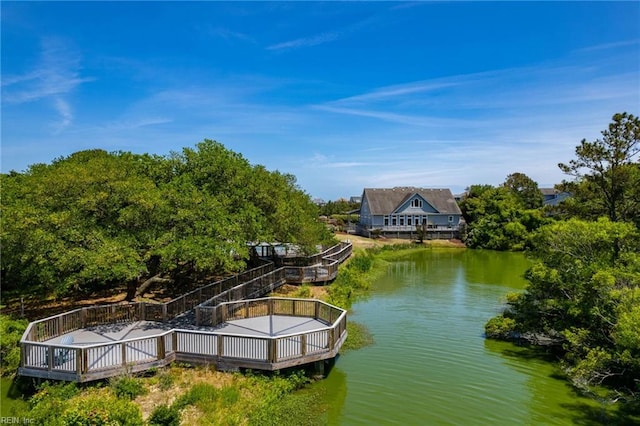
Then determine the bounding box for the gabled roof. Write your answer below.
[539,188,559,196]
[362,187,461,215]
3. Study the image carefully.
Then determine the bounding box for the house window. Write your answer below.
[411,199,423,208]
[448,215,454,222]
[408,217,412,226]
[392,216,397,226]
[400,217,404,226]
[384,216,389,226]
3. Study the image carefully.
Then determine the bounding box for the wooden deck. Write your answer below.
[19,242,352,382]
[19,298,347,382]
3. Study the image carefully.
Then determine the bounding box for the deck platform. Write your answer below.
[43,315,330,346]
[19,298,347,382]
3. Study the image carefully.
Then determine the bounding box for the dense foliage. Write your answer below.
[0,315,28,376]
[486,113,640,401]
[459,179,549,250]
[1,140,334,299]
[319,199,360,216]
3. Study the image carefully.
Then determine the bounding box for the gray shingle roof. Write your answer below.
[539,188,558,196]
[363,187,462,215]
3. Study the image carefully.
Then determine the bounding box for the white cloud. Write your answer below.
[53,98,72,132]
[267,32,339,51]
[3,37,92,104]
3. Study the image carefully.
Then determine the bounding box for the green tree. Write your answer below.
[503,172,543,209]
[558,112,640,225]
[490,218,640,392]
[459,184,547,250]
[1,141,334,300]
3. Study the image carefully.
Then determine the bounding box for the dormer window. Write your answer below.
[411,199,423,208]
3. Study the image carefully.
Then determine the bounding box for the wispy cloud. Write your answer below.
[266,6,393,52]
[335,80,463,103]
[53,98,72,132]
[3,37,92,135]
[199,25,255,44]
[267,31,339,51]
[3,37,92,103]
[574,39,640,53]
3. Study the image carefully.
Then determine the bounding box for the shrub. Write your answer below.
[157,370,174,391]
[111,376,146,400]
[148,404,181,426]
[61,390,143,426]
[0,315,28,376]
[172,383,218,410]
[484,315,517,340]
[29,382,79,425]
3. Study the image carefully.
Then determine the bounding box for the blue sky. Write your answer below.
[2,1,639,200]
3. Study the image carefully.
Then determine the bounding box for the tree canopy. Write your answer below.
[488,218,640,392]
[558,112,640,226]
[485,113,640,401]
[459,175,549,251]
[1,140,334,298]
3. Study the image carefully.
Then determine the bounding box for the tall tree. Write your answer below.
[503,172,543,209]
[558,112,640,224]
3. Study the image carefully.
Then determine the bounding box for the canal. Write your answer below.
[317,248,604,425]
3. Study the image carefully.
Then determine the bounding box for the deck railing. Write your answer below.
[282,241,352,284]
[20,261,281,344]
[19,298,347,381]
[19,243,352,381]
[196,297,345,328]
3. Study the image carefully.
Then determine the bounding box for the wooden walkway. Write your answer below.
[18,242,352,382]
[19,299,347,382]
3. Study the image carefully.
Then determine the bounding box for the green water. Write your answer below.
[319,249,606,425]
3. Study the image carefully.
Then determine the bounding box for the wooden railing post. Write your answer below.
[217,336,224,357]
[47,346,54,371]
[329,328,335,351]
[301,334,307,356]
[172,332,178,353]
[268,338,276,363]
[80,308,86,328]
[20,343,26,369]
[76,348,82,376]
[157,336,165,360]
[314,301,320,320]
[162,305,167,322]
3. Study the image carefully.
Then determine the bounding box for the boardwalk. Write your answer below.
[20,299,346,381]
[19,242,352,382]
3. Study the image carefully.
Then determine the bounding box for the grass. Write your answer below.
[0,377,29,417]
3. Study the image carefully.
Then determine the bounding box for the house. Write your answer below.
[349,196,362,204]
[540,188,571,206]
[357,187,463,239]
